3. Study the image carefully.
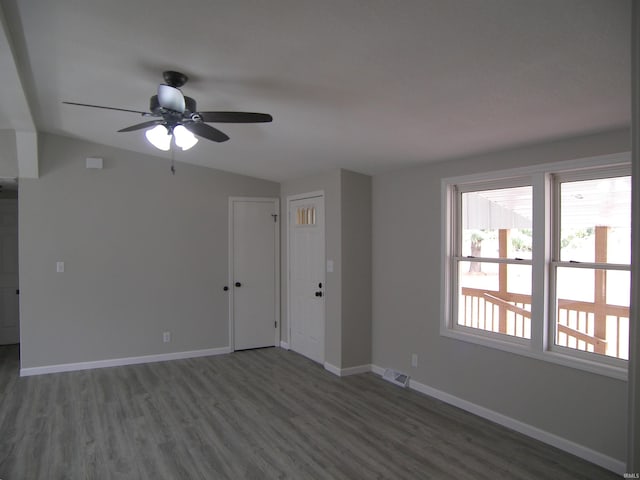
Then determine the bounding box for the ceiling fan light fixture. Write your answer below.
[145,124,171,151]
[64,71,272,151]
[173,125,198,151]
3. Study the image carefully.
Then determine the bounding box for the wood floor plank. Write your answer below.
[0,345,619,479]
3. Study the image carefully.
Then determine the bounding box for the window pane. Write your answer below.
[457,261,531,339]
[296,206,316,226]
[559,176,631,263]
[461,186,532,259]
[507,263,532,295]
[555,267,629,360]
[607,269,631,307]
[556,267,594,303]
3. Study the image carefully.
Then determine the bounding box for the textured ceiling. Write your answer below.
[0,0,631,181]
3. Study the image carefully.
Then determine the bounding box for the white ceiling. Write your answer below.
[0,0,631,182]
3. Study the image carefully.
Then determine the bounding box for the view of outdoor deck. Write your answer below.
[456,176,631,361]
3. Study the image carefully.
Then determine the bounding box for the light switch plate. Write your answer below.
[86,157,103,169]
[56,261,64,273]
[327,259,334,273]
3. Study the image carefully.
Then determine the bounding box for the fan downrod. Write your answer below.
[163,70,188,88]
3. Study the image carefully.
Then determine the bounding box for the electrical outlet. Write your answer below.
[411,353,418,368]
[163,331,171,343]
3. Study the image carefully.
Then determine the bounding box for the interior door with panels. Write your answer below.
[229,197,279,351]
[288,194,325,364]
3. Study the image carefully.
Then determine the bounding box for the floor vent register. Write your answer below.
[382,369,410,388]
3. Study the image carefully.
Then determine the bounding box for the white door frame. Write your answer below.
[286,190,325,358]
[228,197,280,351]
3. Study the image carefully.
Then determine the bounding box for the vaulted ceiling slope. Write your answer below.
[0,0,631,182]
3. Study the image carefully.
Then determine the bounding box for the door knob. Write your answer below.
[235,282,242,287]
[315,291,323,297]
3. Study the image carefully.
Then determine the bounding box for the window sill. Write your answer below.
[441,326,628,381]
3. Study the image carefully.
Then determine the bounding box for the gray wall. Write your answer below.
[372,128,630,461]
[0,129,18,178]
[280,169,372,369]
[341,170,372,368]
[19,133,278,368]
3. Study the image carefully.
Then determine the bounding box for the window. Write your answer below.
[455,183,533,340]
[296,206,316,225]
[442,155,631,378]
[552,171,631,361]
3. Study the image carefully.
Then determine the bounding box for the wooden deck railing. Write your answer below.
[556,298,628,359]
[459,288,629,359]
[460,287,531,339]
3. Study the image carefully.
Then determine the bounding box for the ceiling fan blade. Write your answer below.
[198,112,273,123]
[157,84,185,113]
[184,122,230,143]
[117,120,162,132]
[62,101,147,115]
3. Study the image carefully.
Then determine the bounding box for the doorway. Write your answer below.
[229,197,279,351]
[287,192,325,364]
[0,191,19,347]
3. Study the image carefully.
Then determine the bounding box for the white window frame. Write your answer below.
[549,166,631,369]
[441,152,631,380]
[451,177,534,346]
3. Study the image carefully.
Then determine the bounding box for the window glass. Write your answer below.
[555,267,629,360]
[555,174,631,361]
[461,186,532,259]
[556,267,594,303]
[296,206,316,226]
[559,177,631,264]
[457,261,531,339]
[458,260,499,292]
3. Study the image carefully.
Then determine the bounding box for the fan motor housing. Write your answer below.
[150,95,196,115]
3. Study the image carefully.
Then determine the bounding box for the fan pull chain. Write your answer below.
[170,146,176,175]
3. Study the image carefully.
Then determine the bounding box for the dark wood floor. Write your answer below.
[0,345,618,479]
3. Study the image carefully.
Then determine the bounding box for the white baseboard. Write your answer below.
[324,362,371,377]
[341,364,372,376]
[323,362,341,376]
[280,340,290,350]
[20,346,232,377]
[370,364,624,474]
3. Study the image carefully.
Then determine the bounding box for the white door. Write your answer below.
[288,194,325,364]
[230,198,279,350]
[0,199,19,345]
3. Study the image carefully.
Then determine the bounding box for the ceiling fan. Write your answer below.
[63,70,273,151]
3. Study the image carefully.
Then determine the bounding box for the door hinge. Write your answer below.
[274,321,278,328]
[271,214,278,223]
